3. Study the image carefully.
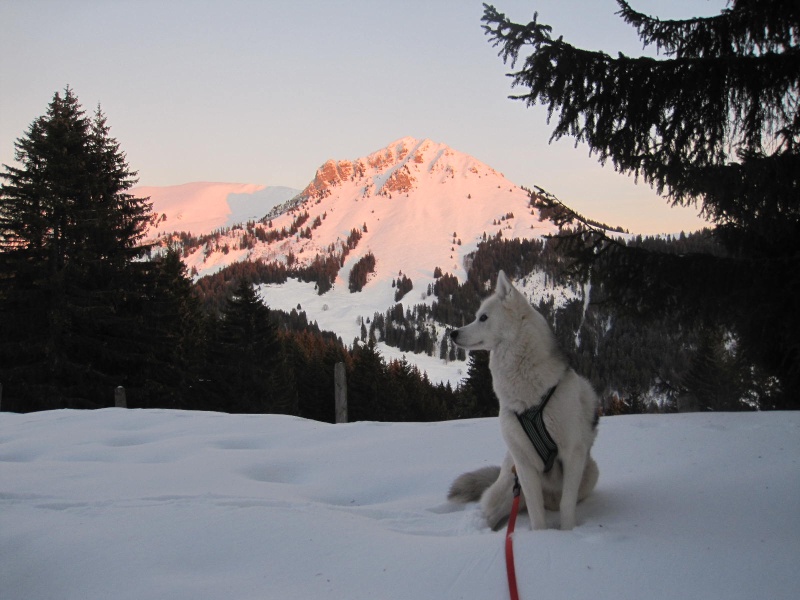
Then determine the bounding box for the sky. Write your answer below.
[1,0,728,234]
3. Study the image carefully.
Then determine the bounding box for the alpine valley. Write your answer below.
[137,137,760,412]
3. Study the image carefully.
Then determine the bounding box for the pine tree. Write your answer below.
[348,341,388,421]
[0,88,154,410]
[482,1,800,406]
[272,334,302,417]
[682,327,749,411]
[133,248,207,408]
[204,280,282,413]
[85,106,151,268]
[454,350,499,419]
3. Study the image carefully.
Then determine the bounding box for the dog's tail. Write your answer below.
[447,466,501,503]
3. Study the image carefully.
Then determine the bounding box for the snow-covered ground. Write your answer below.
[2,409,798,600]
[259,277,466,387]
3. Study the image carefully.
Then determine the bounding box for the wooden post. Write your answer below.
[334,362,347,424]
[114,386,127,408]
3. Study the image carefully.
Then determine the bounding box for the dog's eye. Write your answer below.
[479,314,488,322]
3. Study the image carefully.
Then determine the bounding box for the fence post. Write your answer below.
[334,362,347,424]
[114,386,127,408]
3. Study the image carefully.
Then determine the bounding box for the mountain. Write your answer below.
[137,182,300,238]
[137,138,759,408]
[143,138,576,383]
[149,137,557,280]
[279,136,558,280]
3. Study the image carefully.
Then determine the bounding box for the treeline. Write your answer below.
[0,239,467,421]
[139,275,467,423]
[192,281,501,422]
[193,227,369,312]
[181,278,455,421]
[162,210,321,263]
[364,304,445,358]
[193,227,784,414]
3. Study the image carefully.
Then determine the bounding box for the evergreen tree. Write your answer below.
[134,248,207,408]
[348,341,388,421]
[204,280,282,413]
[443,348,496,420]
[462,350,499,418]
[482,1,800,406]
[292,332,340,422]
[0,88,154,410]
[273,333,302,417]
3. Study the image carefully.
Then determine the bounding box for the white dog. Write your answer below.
[448,271,599,530]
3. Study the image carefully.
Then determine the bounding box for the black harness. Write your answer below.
[516,384,559,473]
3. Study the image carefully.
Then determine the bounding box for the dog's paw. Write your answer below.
[489,513,510,532]
[482,504,511,531]
[560,512,576,531]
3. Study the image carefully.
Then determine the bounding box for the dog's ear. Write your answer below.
[496,270,513,300]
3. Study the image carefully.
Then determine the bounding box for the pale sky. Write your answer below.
[1,0,727,234]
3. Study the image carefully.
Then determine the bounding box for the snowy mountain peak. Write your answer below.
[140,138,567,382]
[247,137,555,284]
[150,137,560,289]
[298,137,504,204]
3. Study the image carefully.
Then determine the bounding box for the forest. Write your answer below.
[138,217,778,416]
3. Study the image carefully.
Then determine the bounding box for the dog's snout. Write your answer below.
[450,329,459,341]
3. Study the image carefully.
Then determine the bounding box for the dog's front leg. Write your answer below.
[515,460,547,529]
[501,411,548,529]
[479,452,516,530]
[558,447,588,530]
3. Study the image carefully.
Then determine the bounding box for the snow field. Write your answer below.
[1,409,798,600]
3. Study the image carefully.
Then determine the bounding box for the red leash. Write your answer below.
[505,470,522,600]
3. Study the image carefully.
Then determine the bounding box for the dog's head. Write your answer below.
[449,271,533,351]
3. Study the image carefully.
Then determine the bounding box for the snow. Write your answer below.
[136,182,299,237]
[515,270,584,311]
[289,137,556,286]
[226,186,300,227]
[259,277,464,387]
[2,409,798,600]
[166,137,557,282]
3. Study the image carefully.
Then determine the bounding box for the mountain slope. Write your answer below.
[170,137,558,282]
[137,182,299,237]
[304,136,559,284]
[142,139,576,384]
